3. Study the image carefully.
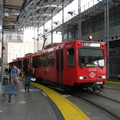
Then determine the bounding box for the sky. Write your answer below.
[24,0,99,43]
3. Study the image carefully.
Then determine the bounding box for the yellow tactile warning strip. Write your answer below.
[105,81,120,85]
[31,82,90,120]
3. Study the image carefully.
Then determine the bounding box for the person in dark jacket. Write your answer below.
[24,65,32,92]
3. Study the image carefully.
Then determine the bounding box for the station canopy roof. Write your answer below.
[3,0,74,32]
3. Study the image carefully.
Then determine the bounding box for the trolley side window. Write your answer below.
[32,56,39,68]
[48,52,54,67]
[39,52,54,67]
[17,60,22,68]
[23,58,29,68]
[66,48,75,67]
[39,54,48,67]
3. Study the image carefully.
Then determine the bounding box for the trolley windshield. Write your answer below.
[79,48,104,67]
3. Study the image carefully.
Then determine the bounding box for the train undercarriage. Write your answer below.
[35,77,104,94]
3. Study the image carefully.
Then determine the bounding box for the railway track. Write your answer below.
[104,86,120,91]
[71,91,120,120]
[98,93,120,103]
[39,82,120,119]
[104,83,120,91]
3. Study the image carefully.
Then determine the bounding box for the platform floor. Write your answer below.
[0,79,90,120]
[106,77,120,85]
[0,80,64,120]
[0,77,120,120]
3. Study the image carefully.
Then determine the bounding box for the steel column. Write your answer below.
[42,22,47,50]
[37,28,39,51]
[104,0,110,79]
[78,0,82,39]
[62,0,65,42]
[34,25,36,52]
[51,11,53,43]
[0,0,3,83]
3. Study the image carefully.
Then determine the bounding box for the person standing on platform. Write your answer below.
[11,65,19,86]
[24,65,32,92]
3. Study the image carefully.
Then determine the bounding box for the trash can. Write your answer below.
[3,77,8,85]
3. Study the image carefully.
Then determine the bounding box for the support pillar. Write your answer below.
[62,0,65,42]
[42,22,46,50]
[78,0,82,39]
[33,25,36,52]
[0,0,3,62]
[51,11,53,43]
[0,0,3,92]
[37,27,39,51]
[104,0,110,79]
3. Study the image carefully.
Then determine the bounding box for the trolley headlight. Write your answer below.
[79,76,87,80]
[79,76,84,79]
[98,76,106,79]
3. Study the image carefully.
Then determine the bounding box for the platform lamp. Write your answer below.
[44,29,48,32]
[97,0,102,2]
[53,22,58,25]
[67,11,74,16]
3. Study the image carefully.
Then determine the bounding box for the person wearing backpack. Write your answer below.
[11,65,19,86]
[24,65,32,92]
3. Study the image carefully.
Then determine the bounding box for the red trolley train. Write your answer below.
[10,40,107,93]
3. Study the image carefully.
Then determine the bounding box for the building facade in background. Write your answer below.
[3,32,45,64]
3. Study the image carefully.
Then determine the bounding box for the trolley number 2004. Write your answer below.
[89,68,96,71]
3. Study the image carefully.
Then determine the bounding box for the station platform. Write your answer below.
[0,78,90,120]
[106,77,120,85]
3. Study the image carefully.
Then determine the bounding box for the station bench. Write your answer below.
[3,86,17,103]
